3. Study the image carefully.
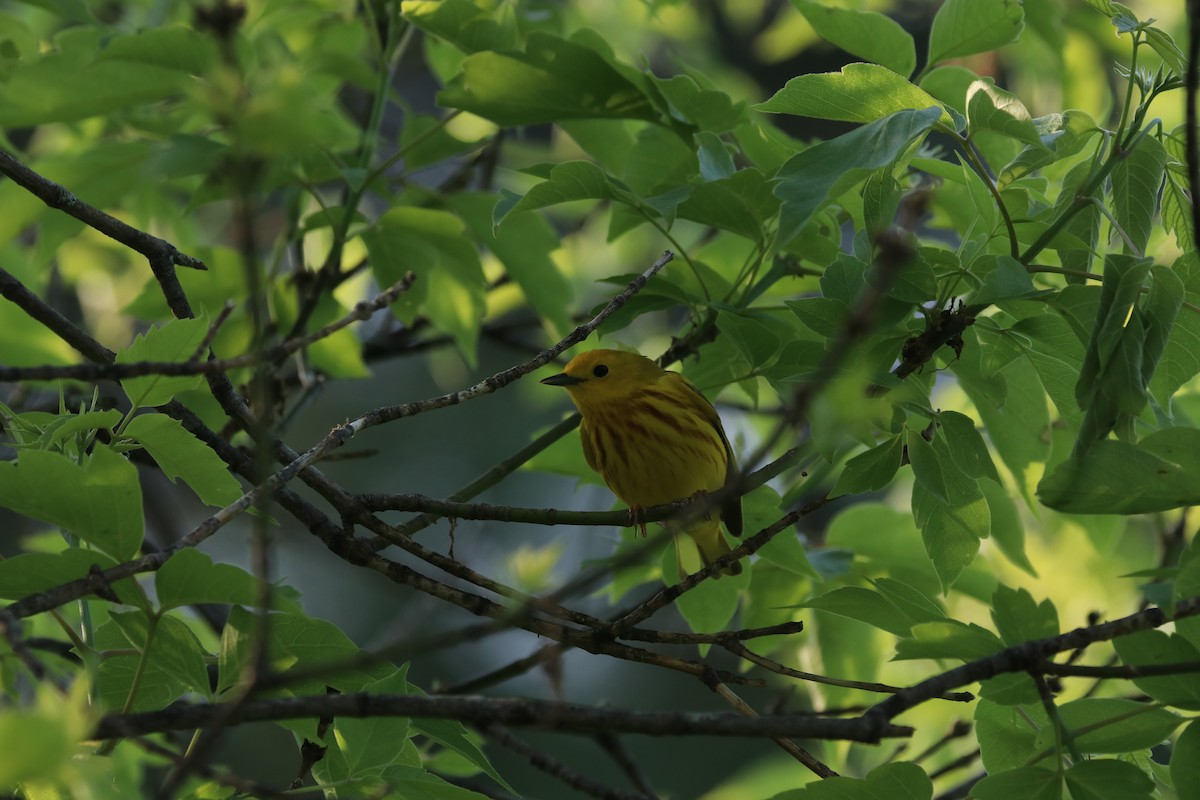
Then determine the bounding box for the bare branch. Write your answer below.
[711,682,837,778]
[0,275,415,381]
[720,639,973,702]
[349,250,674,432]
[864,595,1200,726]
[482,724,654,800]
[0,148,206,270]
[93,692,914,742]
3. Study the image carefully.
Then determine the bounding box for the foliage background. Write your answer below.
[0,0,1197,798]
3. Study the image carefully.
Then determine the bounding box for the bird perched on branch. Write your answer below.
[541,349,743,577]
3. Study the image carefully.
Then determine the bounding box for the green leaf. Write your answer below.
[1074,254,1153,445]
[155,549,288,612]
[906,428,946,502]
[979,672,1041,706]
[786,296,848,337]
[791,1,916,77]
[696,131,734,181]
[398,112,484,170]
[802,586,920,637]
[375,765,496,799]
[966,80,1045,150]
[861,168,903,235]
[819,253,868,305]
[674,555,744,634]
[871,577,946,622]
[450,192,573,337]
[0,29,203,127]
[717,310,783,367]
[774,762,932,799]
[990,585,1057,646]
[1150,256,1200,409]
[1113,630,1200,710]
[972,767,1060,800]
[0,549,143,607]
[827,503,940,592]
[1052,698,1182,754]
[218,607,391,697]
[322,671,413,782]
[970,255,1038,305]
[956,340,1052,504]
[1145,26,1186,79]
[889,256,939,304]
[653,74,747,132]
[1037,427,1200,514]
[1163,168,1195,252]
[908,426,990,590]
[438,32,657,126]
[895,619,1004,661]
[118,317,209,409]
[1063,759,1154,800]
[493,161,634,226]
[999,110,1102,188]
[1110,134,1167,256]
[940,411,1001,483]
[361,207,486,365]
[911,480,987,593]
[928,0,1025,65]
[411,718,512,793]
[1141,265,1183,391]
[401,0,519,54]
[0,447,142,560]
[1171,720,1200,795]
[918,65,983,116]
[1050,159,1103,279]
[975,697,1045,772]
[46,410,123,446]
[97,612,207,712]
[677,168,779,243]
[757,63,950,126]
[0,681,90,788]
[830,436,903,498]
[123,414,241,508]
[980,478,1035,575]
[774,107,942,246]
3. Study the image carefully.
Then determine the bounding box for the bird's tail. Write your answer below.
[684,518,742,577]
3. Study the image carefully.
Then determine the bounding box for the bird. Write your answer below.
[540,349,744,577]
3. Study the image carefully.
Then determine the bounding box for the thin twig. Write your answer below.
[710,682,837,778]
[594,732,659,799]
[0,148,206,270]
[349,251,673,432]
[720,639,973,702]
[92,692,915,741]
[0,275,415,381]
[863,595,1200,728]
[482,724,654,800]
[130,738,289,800]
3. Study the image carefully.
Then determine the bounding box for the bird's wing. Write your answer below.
[578,416,601,474]
[666,372,744,537]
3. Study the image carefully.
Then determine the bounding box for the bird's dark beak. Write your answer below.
[541,372,584,386]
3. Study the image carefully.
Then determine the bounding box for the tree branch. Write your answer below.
[481,723,654,800]
[863,595,1200,726]
[0,275,415,381]
[0,148,206,271]
[93,692,914,742]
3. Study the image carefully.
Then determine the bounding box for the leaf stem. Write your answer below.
[959,135,1020,259]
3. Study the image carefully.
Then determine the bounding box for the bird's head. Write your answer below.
[540,349,662,410]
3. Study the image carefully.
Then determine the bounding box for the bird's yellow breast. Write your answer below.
[577,382,728,510]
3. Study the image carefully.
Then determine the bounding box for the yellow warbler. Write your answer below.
[541,349,743,576]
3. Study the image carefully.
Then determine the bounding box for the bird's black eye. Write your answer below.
[592,364,609,378]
